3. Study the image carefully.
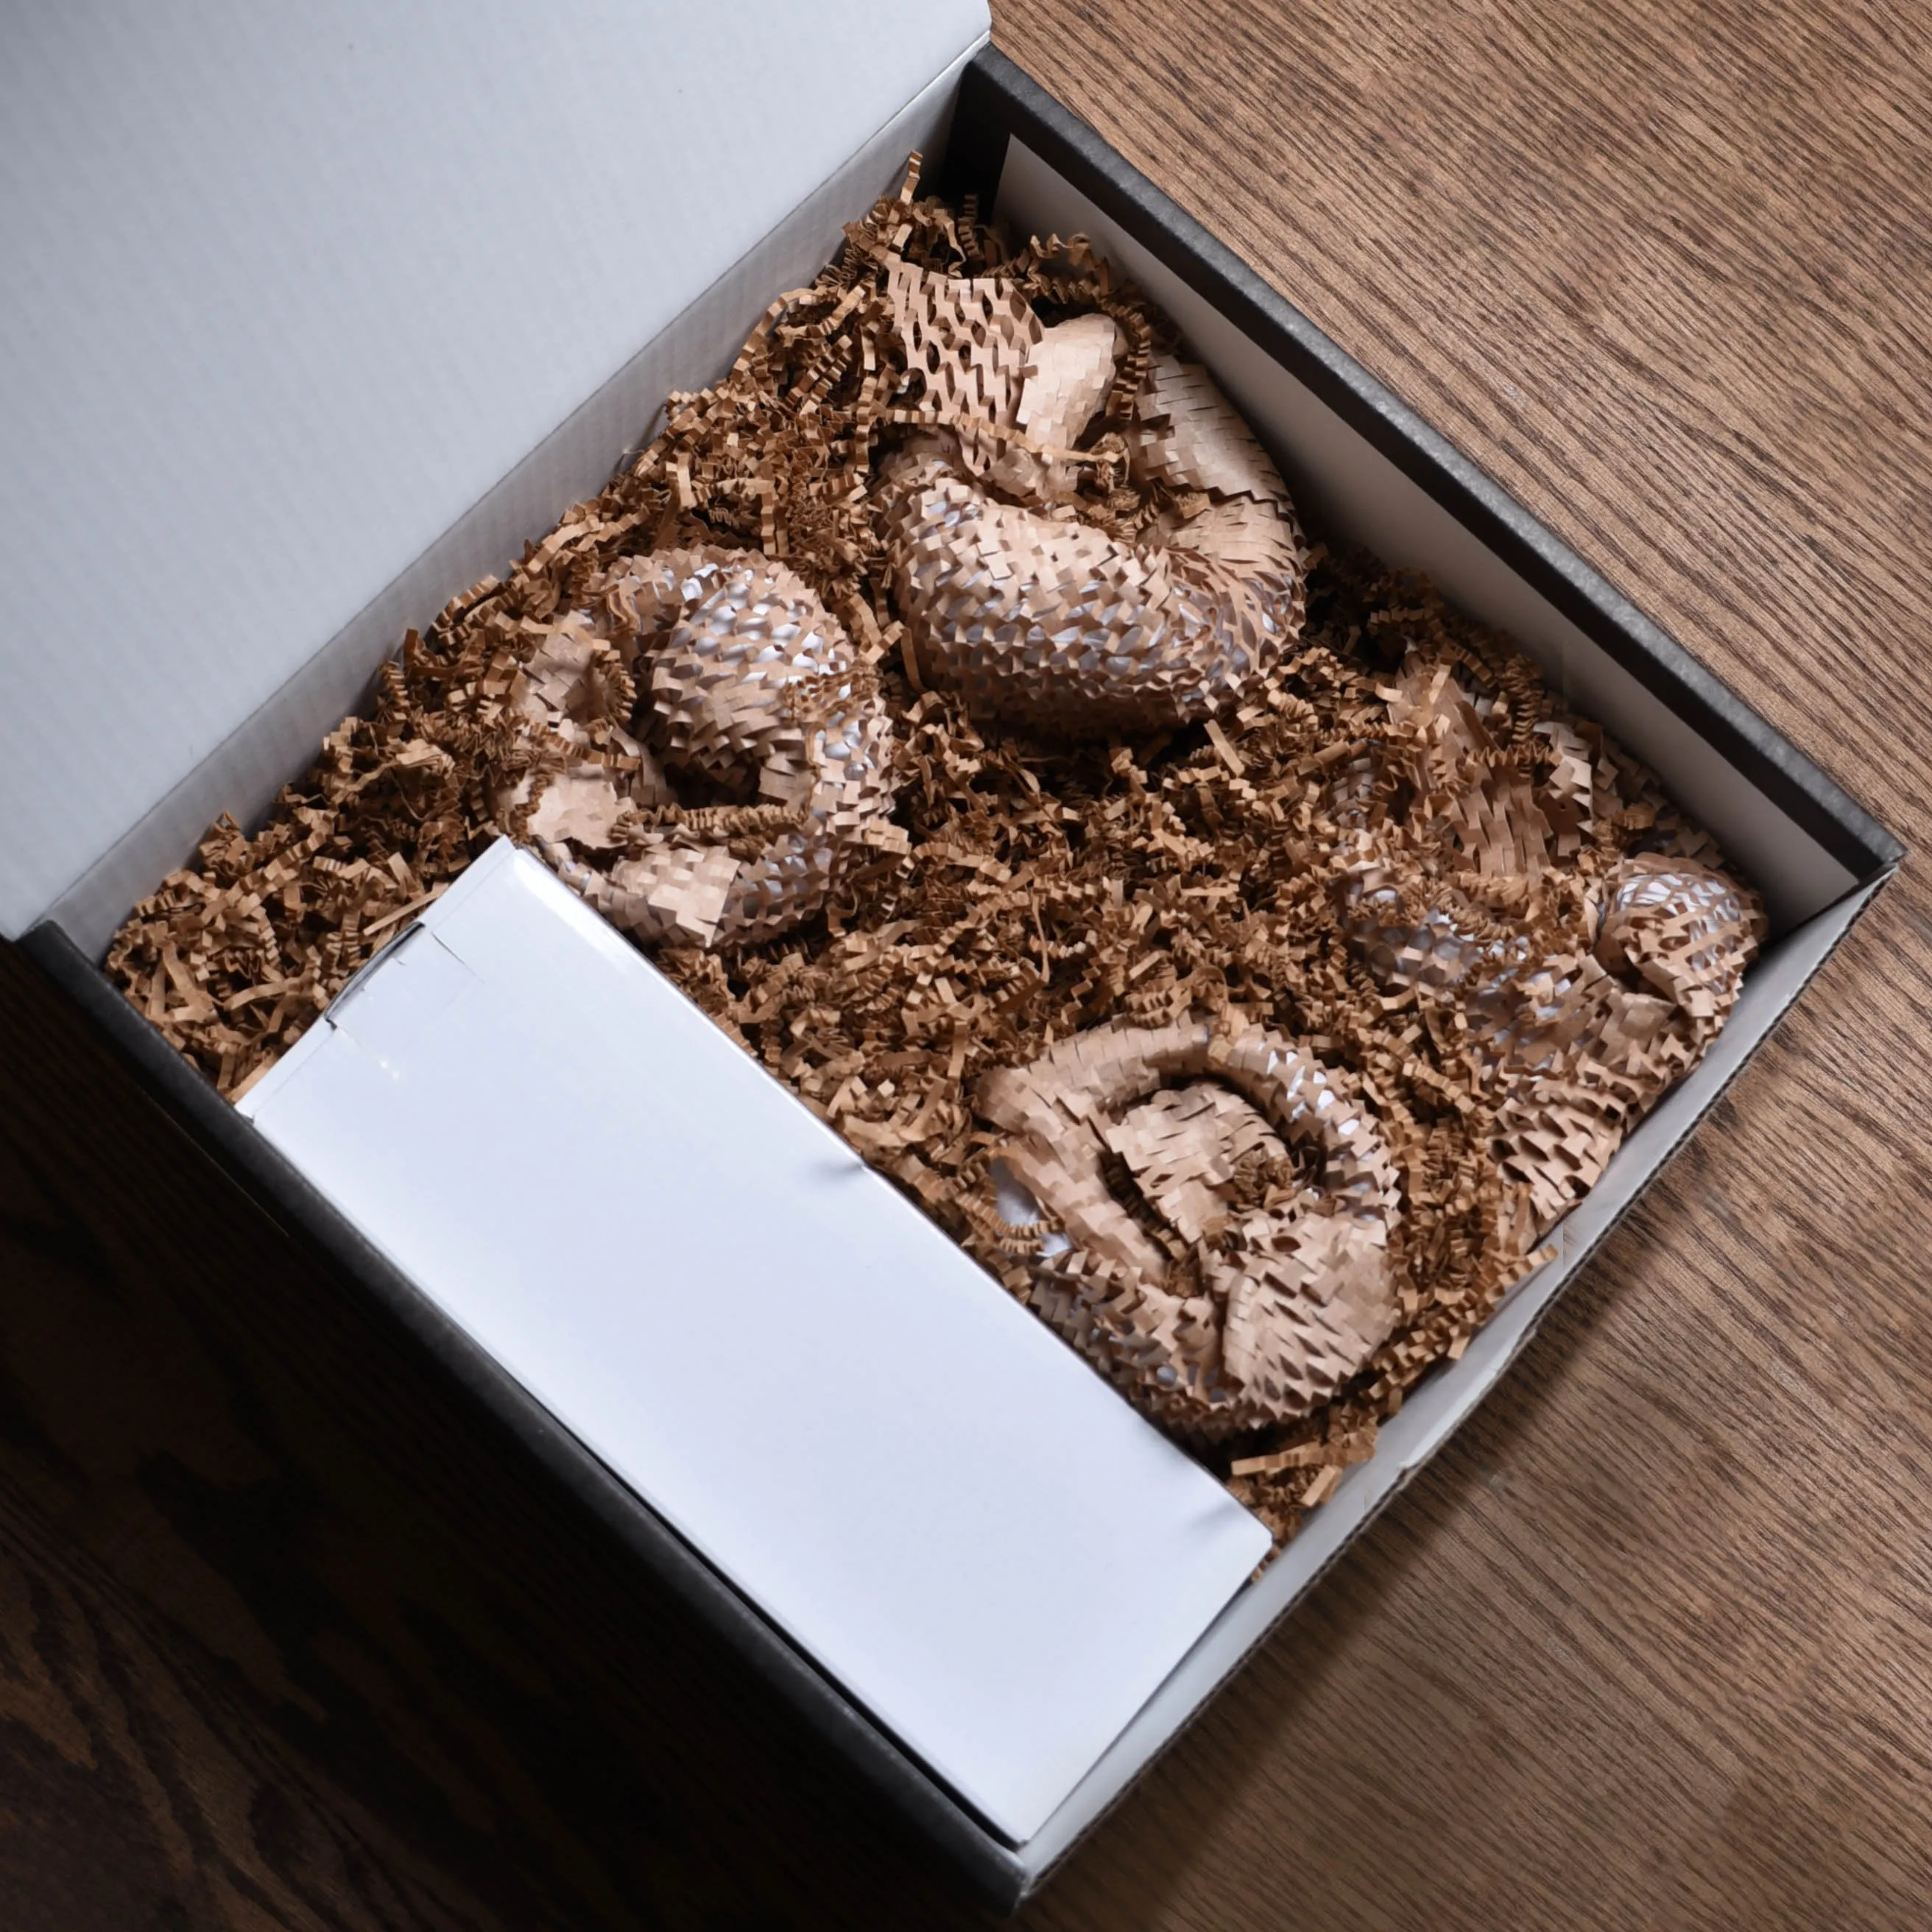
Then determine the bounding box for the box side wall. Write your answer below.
[46,45,982,962]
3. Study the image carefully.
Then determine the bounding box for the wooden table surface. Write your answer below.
[4,2,1929,1925]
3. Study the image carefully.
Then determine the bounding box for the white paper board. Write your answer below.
[239,840,1270,1844]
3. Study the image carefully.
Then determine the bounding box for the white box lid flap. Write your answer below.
[0,0,988,937]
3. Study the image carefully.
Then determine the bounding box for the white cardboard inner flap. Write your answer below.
[239,842,1271,1845]
[0,0,990,943]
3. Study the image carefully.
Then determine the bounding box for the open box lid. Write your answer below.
[0,0,990,940]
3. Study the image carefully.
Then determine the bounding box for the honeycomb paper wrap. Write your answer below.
[109,158,1762,1540]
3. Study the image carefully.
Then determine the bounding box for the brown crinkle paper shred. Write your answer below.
[108,160,1762,1546]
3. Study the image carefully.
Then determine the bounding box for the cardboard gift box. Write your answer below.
[0,2,1901,1908]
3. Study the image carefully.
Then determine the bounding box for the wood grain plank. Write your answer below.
[4,1,1931,1925]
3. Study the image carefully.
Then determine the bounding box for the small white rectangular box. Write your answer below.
[237,839,1270,1844]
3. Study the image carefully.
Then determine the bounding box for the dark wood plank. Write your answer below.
[5,1,1931,1925]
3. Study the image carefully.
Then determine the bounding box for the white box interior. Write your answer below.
[1,0,991,953]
